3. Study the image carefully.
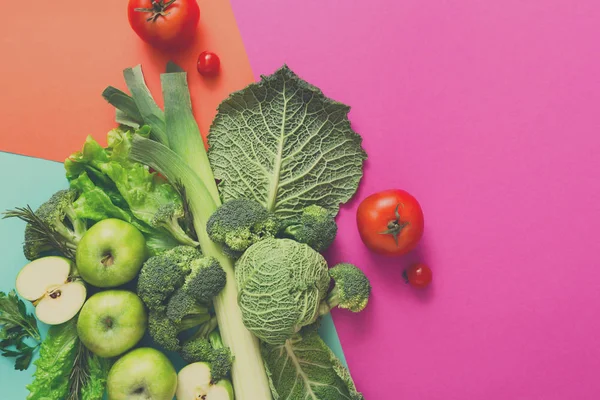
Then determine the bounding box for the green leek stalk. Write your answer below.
[129,72,272,400]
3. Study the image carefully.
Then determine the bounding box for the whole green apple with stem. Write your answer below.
[77,290,147,358]
[76,218,147,288]
[107,347,178,400]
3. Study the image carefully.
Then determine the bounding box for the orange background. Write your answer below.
[0,0,253,161]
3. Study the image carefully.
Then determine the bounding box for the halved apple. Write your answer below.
[15,256,87,325]
[176,362,234,400]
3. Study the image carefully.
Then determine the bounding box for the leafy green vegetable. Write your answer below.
[0,291,41,370]
[123,65,168,146]
[70,173,132,222]
[162,72,220,205]
[235,239,330,345]
[27,319,78,400]
[262,324,364,400]
[236,241,372,348]
[101,86,143,130]
[26,319,111,400]
[64,128,196,254]
[208,65,366,221]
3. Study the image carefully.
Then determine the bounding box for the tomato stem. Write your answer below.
[378,203,409,246]
[134,0,177,23]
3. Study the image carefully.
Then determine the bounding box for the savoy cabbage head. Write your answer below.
[235,239,330,345]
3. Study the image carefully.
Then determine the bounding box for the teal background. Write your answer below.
[0,151,347,399]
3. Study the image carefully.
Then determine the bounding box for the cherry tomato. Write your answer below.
[128,0,200,49]
[197,51,221,76]
[356,189,424,256]
[404,263,432,288]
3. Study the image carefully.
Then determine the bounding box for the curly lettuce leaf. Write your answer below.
[66,128,181,227]
[27,320,78,400]
[208,65,366,221]
[262,324,364,400]
[65,127,184,254]
[70,173,132,222]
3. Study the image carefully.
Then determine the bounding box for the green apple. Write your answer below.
[76,218,146,288]
[107,347,178,400]
[15,256,86,325]
[176,362,234,400]
[77,290,147,358]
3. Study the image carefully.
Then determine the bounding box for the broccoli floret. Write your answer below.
[181,331,233,382]
[137,245,202,312]
[151,202,199,247]
[148,307,213,352]
[320,263,371,314]
[4,189,87,260]
[148,311,182,352]
[281,205,337,252]
[183,257,227,303]
[167,288,211,326]
[206,198,280,258]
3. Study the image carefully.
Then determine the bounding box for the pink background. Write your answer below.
[230,1,600,398]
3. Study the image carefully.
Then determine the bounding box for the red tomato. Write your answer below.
[197,51,221,76]
[127,0,200,49]
[404,263,432,288]
[356,189,424,256]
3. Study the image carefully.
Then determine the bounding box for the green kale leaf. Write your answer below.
[208,65,366,221]
[262,323,364,400]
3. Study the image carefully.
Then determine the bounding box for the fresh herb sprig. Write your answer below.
[0,290,41,370]
[3,205,76,260]
[67,341,91,400]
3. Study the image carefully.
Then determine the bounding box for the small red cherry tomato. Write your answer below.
[197,51,221,76]
[356,189,424,256]
[404,263,432,288]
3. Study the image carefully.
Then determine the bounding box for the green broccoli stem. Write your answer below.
[186,316,219,342]
[65,207,87,240]
[282,224,300,239]
[179,313,212,332]
[318,286,340,316]
[130,135,272,400]
[209,330,224,349]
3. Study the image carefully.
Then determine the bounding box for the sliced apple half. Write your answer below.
[176,362,234,400]
[35,281,87,325]
[16,256,72,301]
[15,256,87,325]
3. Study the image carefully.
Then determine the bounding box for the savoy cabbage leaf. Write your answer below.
[208,65,366,220]
[262,324,364,400]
